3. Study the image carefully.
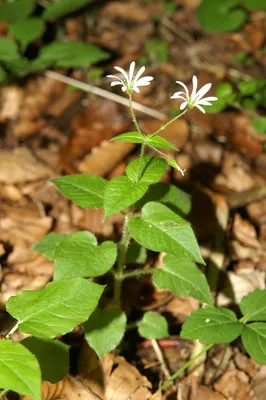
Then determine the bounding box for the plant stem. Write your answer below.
[156,343,213,393]
[121,268,157,279]
[5,322,19,338]
[0,389,8,397]
[149,109,187,138]
[113,214,131,305]
[129,94,143,136]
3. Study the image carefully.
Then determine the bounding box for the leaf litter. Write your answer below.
[0,0,265,399]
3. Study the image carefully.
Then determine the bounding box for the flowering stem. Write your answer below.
[5,321,19,338]
[156,343,214,393]
[113,213,131,305]
[129,94,143,137]
[149,109,187,138]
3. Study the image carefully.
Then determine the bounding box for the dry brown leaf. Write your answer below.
[234,351,257,378]
[231,214,261,249]
[191,383,225,400]
[247,198,266,225]
[78,140,135,177]
[0,85,24,122]
[0,203,52,248]
[214,369,255,399]
[0,147,53,184]
[251,365,266,400]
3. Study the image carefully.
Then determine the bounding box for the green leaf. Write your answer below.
[126,243,147,264]
[196,0,247,33]
[0,38,20,62]
[181,306,243,344]
[243,0,266,10]
[241,323,266,365]
[237,78,266,96]
[104,176,148,219]
[32,233,68,260]
[111,131,143,144]
[37,41,110,68]
[0,0,36,23]
[22,337,69,383]
[240,289,266,323]
[0,65,7,82]
[138,311,169,339]
[145,134,178,151]
[128,202,204,264]
[54,231,117,279]
[84,307,126,357]
[216,82,234,97]
[0,340,41,400]
[145,39,169,63]
[43,0,94,20]
[51,175,107,208]
[136,182,191,216]
[7,277,104,338]
[126,156,167,184]
[9,17,45,51]
[153,255,212,304]
[252,117,266,135]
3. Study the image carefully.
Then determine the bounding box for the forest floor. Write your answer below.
[0,0,266,399]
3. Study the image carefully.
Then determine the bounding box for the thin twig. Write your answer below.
[45,71,167,121]
[151,339,174,384]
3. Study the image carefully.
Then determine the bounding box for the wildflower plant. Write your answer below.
[1,62,266,399]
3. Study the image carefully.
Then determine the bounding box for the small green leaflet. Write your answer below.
[0,340,41,400]
[0,38,20,62]
[145,134,178,151]
[181,306,243,344]
[43,0,94,20]
[243,0,266,9]
[9,17,45,51]
[22,337,69,383]
[128,202,204,264]
[135,182,191,216]
[126,243,147,265]
[111,131,143,144]
[241,323,266,365]
[153,255,212,304]
[37,41,110,68]
[0,0,36,23]
[104,176,148,219]
[32,232,68,260]
[138,311,169,339]
[84,307,127,357]
[54,231,117,279]
[51,175,107,208]
[240,289,266,322]
[7,277,104,338]
[126,156,167,184]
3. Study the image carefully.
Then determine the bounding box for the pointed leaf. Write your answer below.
[84,307,126,357]
[9,18,45,51]
[146,134,178,150]
[22,337,69,383]
[0,38,20,61]
[0,0,36,23]
[111,131,143,144]
[32,233,68,260]
[128,202,204,264]
[7,277,104,338]
[126,243,147,265]
[38,41,109,68]
[136,182,191,216]
[43,0,94,20]
[0,340,41,400]
[241,323,266,365]
[153,255,212,304]
[104,176,148,218]
[240,289,266,323]
[54,232,117,279]
[51,175,107,208]
[138,311,169,339]
[126,156,167,184]
[181,306,243,344]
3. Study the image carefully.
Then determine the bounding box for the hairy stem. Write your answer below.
[129,94,143,136]
[121,268,157,279]
[149,109,187,138]
[157,343,213,393]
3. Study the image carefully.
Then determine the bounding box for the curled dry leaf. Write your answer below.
[214,369,255,400]
[231,214,261,249]
[0,147,53,185]
[78,140,135,177]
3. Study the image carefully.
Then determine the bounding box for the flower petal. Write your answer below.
[180,101,188,110]
[194,83,212,101]
[195,104,206,113]
[191,75,198,100]
[171,93,187,101]
[199,96,218,102]
[134,66,145,83]
[114,66,130,82]
[128,61,136,83]
[110,81,123,86]
[175,81,189,99]
[136,76,153,84]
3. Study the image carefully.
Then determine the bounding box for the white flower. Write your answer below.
[171,75,218,113]
[107,61,153,94]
